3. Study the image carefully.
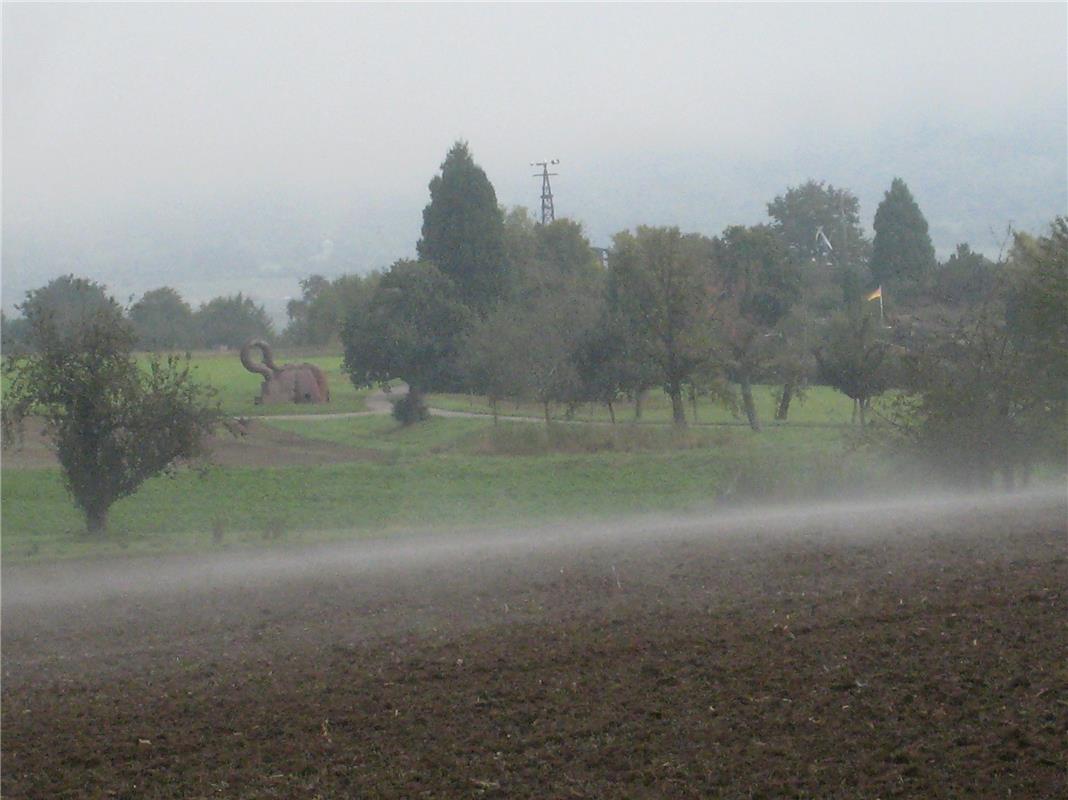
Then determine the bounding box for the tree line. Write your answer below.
[2,281,277,354]
[2,140,1064,538]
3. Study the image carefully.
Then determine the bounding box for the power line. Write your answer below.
[530,159,559,224]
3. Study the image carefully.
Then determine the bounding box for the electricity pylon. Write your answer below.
[531,159,559,224]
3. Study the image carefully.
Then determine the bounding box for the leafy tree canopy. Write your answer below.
[933,243,998,306]
[2,299,225,534]
[712,225,801,430]
[1004,218,1068,409]
[129,287,197,351]
[285,273,378,347]
[341,260,471,420]
[608,226,717,425]
[195,292,274,349]
[813,309,890,426]
[767,180,867,264]
[715,224,800,329]
[17,275,119,350]
[461,291,597,426]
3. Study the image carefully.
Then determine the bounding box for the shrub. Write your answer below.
[392,393,430,425]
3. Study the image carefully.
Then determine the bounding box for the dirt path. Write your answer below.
[252,384,550,424]
[3,492,1065,798]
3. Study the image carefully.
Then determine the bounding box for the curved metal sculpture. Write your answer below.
[240,340,330,405]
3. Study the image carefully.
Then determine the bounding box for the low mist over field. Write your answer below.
[4,488,1063,612]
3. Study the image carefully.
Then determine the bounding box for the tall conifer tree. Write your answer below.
[871,178,937,287]
[417,141,508,314]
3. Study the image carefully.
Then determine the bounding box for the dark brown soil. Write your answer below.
[3,499,1066,799]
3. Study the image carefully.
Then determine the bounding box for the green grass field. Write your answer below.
[1,411,886,563]
[425,384,857,427]
[180,350,368,416]
[3,350,368,417]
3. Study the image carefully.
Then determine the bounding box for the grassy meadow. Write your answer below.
[178,350,368,416]
[2,349,368,417]
[2,401,890,562]
[4,348,903,563]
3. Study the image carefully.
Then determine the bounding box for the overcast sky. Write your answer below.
[4,2,1066,320]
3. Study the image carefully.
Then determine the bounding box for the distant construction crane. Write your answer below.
[531,159,559,224]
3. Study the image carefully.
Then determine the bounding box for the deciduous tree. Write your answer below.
[129,287,196,351]
[2,292,225,534]
[813,309,889,427]
[341,260,471,424]
[608,227,716,426]
[194,293,274,349]
[713,225,801,430]
[884,219,1066,489]
[17,275,116,349]
[767,180,867,264]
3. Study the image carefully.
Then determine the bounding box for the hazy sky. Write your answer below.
[4,2,1066,320]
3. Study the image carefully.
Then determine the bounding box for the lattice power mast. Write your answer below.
[531,159,559,224]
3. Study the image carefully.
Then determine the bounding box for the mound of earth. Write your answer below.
[2,495,1065,798]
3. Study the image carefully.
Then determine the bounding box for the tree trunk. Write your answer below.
[543,401,551,428]
[607,400,616,425]
[670,389,687,427]
[689,386,699,423]
[85,506,108,536]
[410,386,425,421]
[852,398,859,425]
[740,378,761,432]
[634,390,644,420]
[858,397,866,428]
[775,382,794,421]
[491,397,498,426]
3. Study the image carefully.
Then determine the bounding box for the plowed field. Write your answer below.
[3,493,1065,799]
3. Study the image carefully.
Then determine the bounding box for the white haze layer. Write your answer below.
[3,4,1066,319]
[4,487,1064,613]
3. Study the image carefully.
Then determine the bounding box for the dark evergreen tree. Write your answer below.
[417,141,508,315]
[871,178,937,288]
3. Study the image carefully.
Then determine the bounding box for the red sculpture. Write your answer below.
[240,340,330,405]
